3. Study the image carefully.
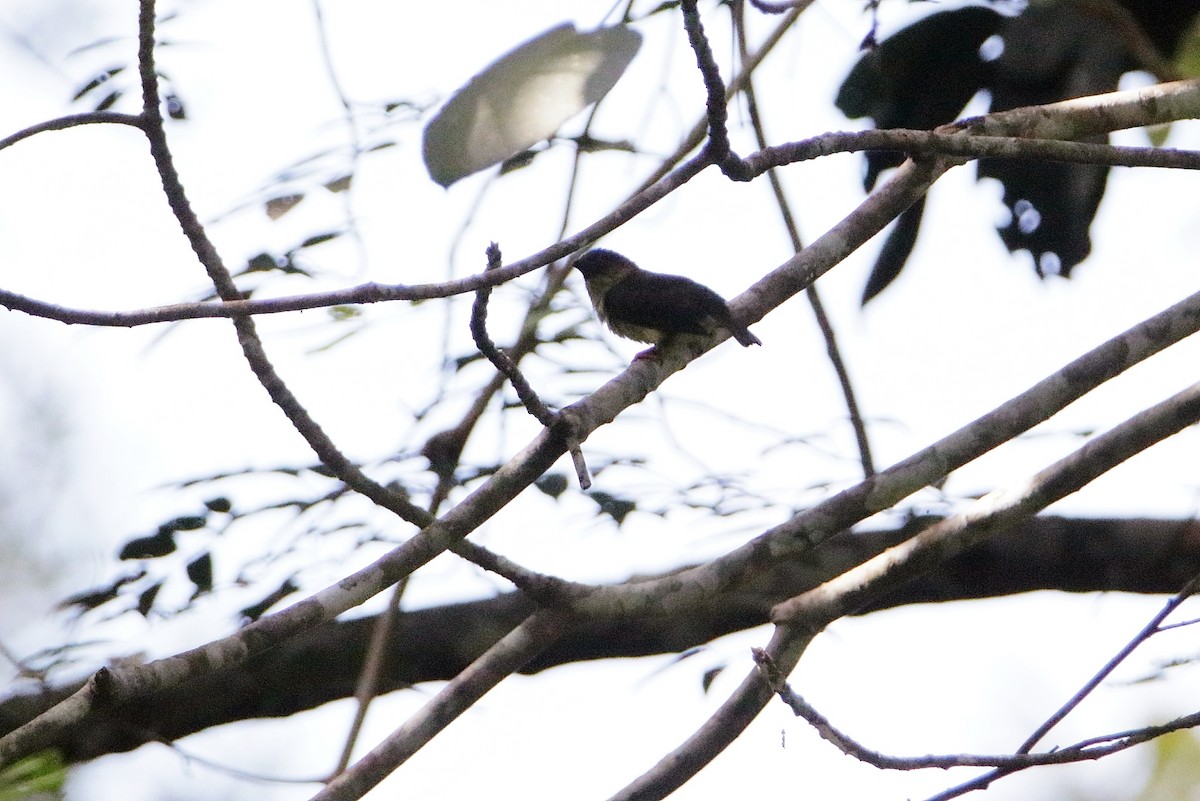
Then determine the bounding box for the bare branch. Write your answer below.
[614,377,1200,801]
[314,610,574,801]
[3,81,1196,331]
[469,243,557,429]
[679,0,751,179]
[919,573,1200,801]
[608,624,815,801]
[773,381,1200,624]
[733,0,874,478]
[0,112,144,151]
[753,644,1200,772]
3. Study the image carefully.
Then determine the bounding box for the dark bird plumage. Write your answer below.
[574,249,761,356]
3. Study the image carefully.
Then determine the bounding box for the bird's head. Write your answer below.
[574,248,638,296]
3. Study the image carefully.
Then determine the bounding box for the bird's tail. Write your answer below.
[733,326,762,347]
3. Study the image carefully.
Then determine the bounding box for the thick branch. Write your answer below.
[3,516,1198,764]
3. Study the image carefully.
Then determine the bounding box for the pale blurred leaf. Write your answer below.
[422,23,642,187]
[265,194,304,220]
[1132,729,1200,801]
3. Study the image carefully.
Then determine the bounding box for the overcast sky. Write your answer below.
[2,1,1200,799]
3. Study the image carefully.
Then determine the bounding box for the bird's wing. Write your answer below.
[604,272,730,335]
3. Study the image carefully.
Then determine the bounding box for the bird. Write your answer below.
[573,248,761,359]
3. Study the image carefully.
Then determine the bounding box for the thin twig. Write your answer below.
[309,0,371,274]
[333,579,404,776]
[5,83,1199,330]
[733,0,875,478]
[634,1,809,194]
[752,644,1200,771]
[0,112,145,151]
[135,0,430,526]
[1019,573,1200,753]
[470,243,592,488]
[470,243,557,428]
[920,572,1200,801]
[679,0,752,179]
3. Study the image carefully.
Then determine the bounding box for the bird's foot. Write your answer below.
[633,346,660,361]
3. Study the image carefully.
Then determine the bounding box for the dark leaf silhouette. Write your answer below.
[838,1,1200,302]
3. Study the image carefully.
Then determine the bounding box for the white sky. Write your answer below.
[2,1,1200,799]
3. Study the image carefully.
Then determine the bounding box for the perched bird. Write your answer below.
[574,248,761,358]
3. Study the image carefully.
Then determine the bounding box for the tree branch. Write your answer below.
[5,516,1198,764]
[3,80,1196,330]
[315,610,573,801]
[615,371,1200,800]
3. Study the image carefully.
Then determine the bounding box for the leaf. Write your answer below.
[204,497,232,514]
[299,231,342,249]
[71,67,122,102]
[1173,23,1200,78]
[701,665,725,694]
[588,490,637,526]
[327,305,361,321]
[265,194,304,220]
[187,553,214,595]
[1145,123,1171,148]
[239,578,299,621]
[93,89,121,112]
[324,174,353,193]
[245,252,280,273]
[161,514,208,534]
[136,582,163,617]
[534,473,569,499]
[57,572,145,612]
[164,92,186,120]
[119,529,176,560]
[422,23,642,187]
[498,148,541,175]
[1133,730,1200,801]
[572,133,636,154]
[0,749,67,799]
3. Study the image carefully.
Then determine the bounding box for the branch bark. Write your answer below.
[3,516,1197,765]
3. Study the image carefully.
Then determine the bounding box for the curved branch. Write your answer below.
[0,112,144,152]
[134,0,429,533]
[4,140,1196,330]
[679,0,750,179]
[315,610,573,801]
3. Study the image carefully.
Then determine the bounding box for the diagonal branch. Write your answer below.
[612,377,1200,801]
[732,0,875,477]
[0,108,937,775]
[134,0,428,527]
[313,609,575,801]
[919,573,1200,801]
[772,379,1200,625]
